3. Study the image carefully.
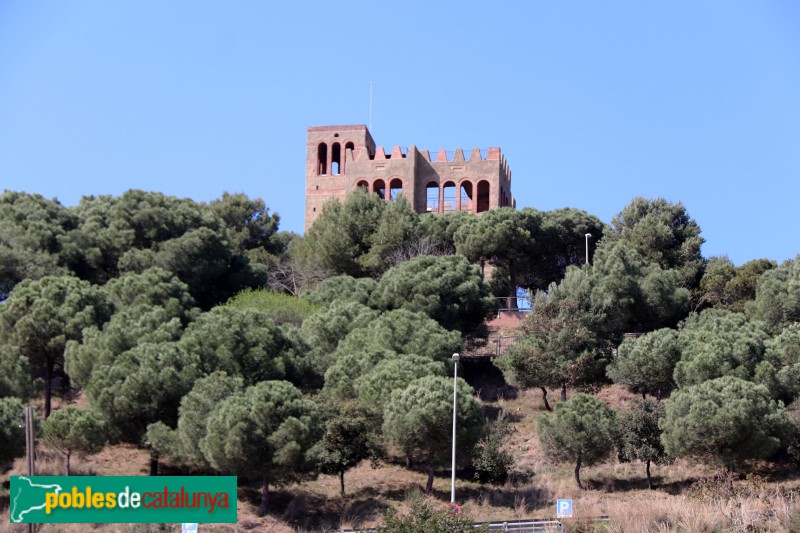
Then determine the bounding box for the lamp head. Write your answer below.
[452,353,460,362]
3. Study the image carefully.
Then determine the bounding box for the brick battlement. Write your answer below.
[353,146,503,163]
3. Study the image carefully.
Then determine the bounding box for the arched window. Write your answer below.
[389,178,403,201]
[477,180,490,212]
[373,179,386,200]
[426,182,440,212]
[442,181,456,212]
[459,182,473,211]
[356,180,369,190]
[317,143,328,175]
[344,142,355,173]
[331,143,341,175]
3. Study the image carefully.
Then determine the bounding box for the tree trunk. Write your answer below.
[149,450,159,476]
[508,260,518,309]
[258,471,270,516]
[646,459,653,490]
[561,382,567,402]
[339,470,345,497]
[656,388,662,402]
[574,453,583,490]
[44,360,53,418]
[540,387,552,411]
[642,390,647,400]
[65,452,71,476]
[425,464,435,495]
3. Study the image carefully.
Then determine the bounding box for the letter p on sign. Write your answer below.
[556,499,573,518]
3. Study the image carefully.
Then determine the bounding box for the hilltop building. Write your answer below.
[304,125,515,231]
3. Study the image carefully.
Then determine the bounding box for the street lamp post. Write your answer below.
[451,352,460,504]
[585,233,592,264]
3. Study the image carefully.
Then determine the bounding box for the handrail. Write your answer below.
[333,515,611,532]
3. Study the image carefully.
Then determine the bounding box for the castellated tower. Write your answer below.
[305,125,515,232]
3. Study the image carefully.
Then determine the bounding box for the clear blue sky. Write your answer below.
[2,2,799,266]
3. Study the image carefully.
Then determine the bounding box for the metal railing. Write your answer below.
[475,518,563,532]
[494,296,532,313]
[335,516,610,532]
[461,335,519,358]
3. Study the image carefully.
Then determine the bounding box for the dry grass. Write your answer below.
[2,384,799,532]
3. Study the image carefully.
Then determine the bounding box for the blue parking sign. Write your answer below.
[556,499,573,518]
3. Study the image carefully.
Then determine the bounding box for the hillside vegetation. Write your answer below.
[1,189,799,532]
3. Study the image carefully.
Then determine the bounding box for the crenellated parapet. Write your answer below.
[364,145,503,163]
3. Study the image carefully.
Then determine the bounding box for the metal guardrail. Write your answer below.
[493,296,533,314]
[333,518,561,532]
[461,336,519,358]
[476,518,563,532]
[335,516,610,532]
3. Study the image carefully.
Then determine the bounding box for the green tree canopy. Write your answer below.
[178,306,309,387]
[300,301,379,373]
[498,268,608,407]
[698,257,776,313]
[0,275,112,416]
[747,255,800,333]
[65,268,198,388]
[147,227,242,309]
[536,393,617,489]
[86,342,200,443]
[660,376,788,470]
[323,347,398,400]
[65,190,225,283]
[355,355,448,410]
[607,328,680,399]
[146,371,244,467]
[370,255,492,332]
[609,197,704,288]
[589,240,689,336]
[103,267,197,319]
[673,309,770,388]
[200,380,320,516]
[360,196,423,274]
[454,207,541,305]
[65,304,190,389]
[618,399,670,489]
[419,211,477,255]
[0,397,26,470]
[304,189,387,277]
[0,345,36,400]
[208,192,281,257]
[66,190,269,308]
[334,309,461,364]
[383,375,483,495]
[0,191,75,299]
[764,324,800,403]
[43,406,108,475]
[521,207,607,291]
[309,400,383,496]
[303,274,377,306]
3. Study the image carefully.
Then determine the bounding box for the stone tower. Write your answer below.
[305,124,514,231]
